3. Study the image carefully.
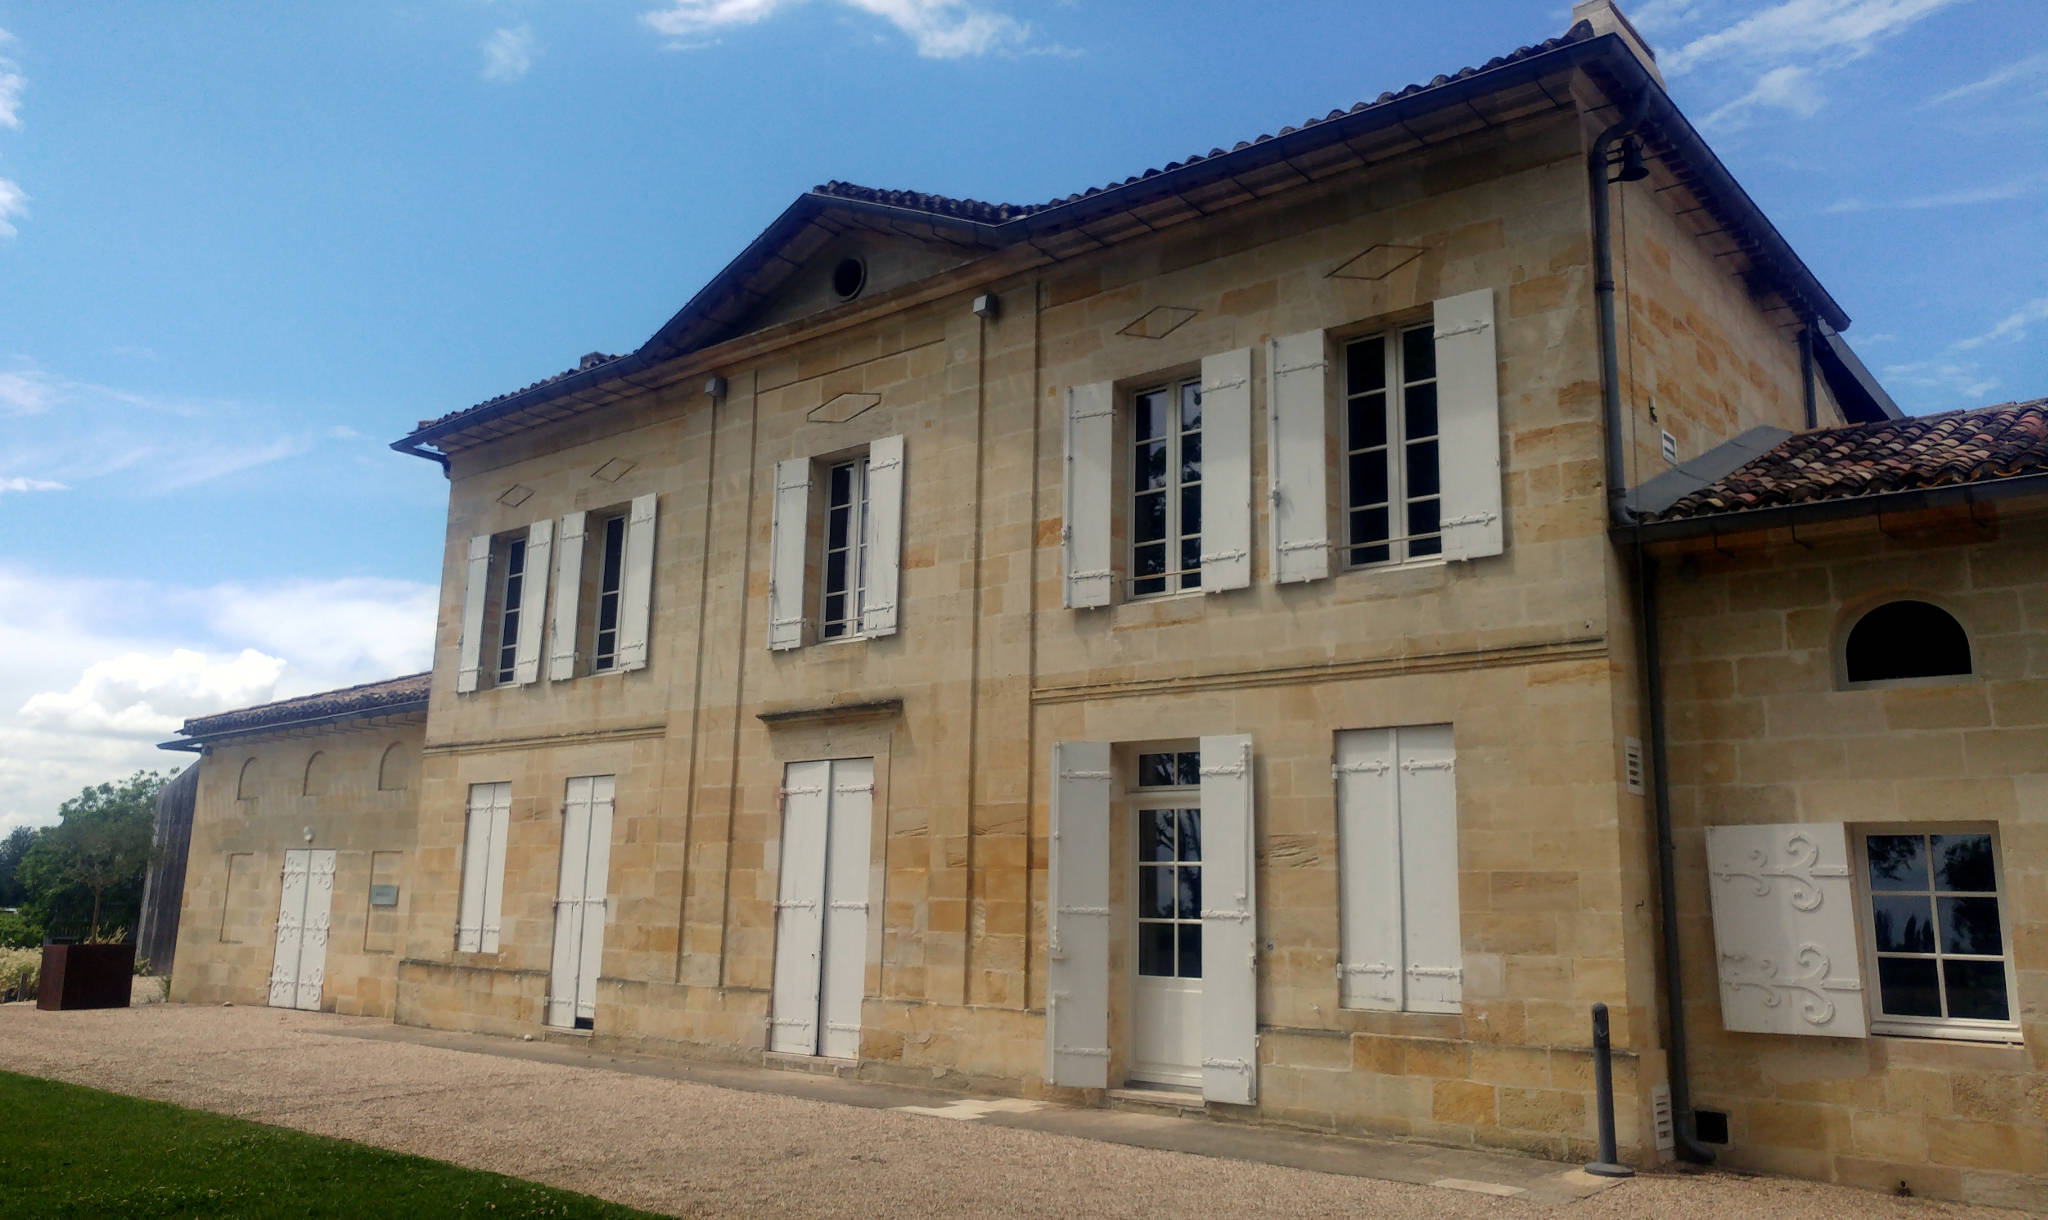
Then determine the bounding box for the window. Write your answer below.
[1859,827,2017,1037]
[456,782,511,954]
[1134,750,1202,980]
[377,743,409,792]
[236,758,257,800]
[1343,324,1441,566]
[1333,725,1461,1012]
[1843,600,1972,686]
[820,455,871,639]
[1130,379,1203,597]
[590,513,627,672]
[495,535,528,684]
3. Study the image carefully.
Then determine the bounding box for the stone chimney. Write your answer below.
[579,351,612,371]
[1571,0,1664,87]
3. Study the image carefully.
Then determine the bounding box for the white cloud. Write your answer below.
[0,368,55,414]
[1928,48,2048,105]
[194,578,438,680]
[0,26,20,131]
[1879,359,2000,402]
[1662,0,1967,76]
[0,177,26,240]
[643,0,1031,58]
[481,24,537,82]
[1703,63,1824,127]
[20,649,287,738]
[1825,174,2048,213]
[1951,297,2048,352]
[0,476,64,493]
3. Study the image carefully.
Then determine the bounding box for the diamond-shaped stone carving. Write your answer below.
[591,458,636,483]
[1118,306,1199,340]
[808,392,881,425]
[497,484,534,508]
[1327,244,1428,281]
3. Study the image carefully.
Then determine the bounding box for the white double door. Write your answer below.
[770,758,872,1059]
[269,849,335,1011]
[546,775,615,1030]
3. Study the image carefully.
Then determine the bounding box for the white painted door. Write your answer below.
[547,775,615,1029]
[269,849,335,1012]
[1132,804,1203,1087]
[771,758,872,1058]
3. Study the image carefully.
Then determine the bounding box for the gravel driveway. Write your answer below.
[0,1003,2024,1219]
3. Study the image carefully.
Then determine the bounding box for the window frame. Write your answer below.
[819,453,872,641]
[1128,746,1203,983]
[588,511,629,674]
[493,533,529,685]
[1340,321,1445,570]
[1126,375,1204,600]
[1851,822,2022,1043]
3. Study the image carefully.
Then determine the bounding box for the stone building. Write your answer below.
[160,3,2044,1203]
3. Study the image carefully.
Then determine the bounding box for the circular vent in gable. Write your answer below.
[831,256,867,301]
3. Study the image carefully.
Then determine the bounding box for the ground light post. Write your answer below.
[1585,1003,1636,1178]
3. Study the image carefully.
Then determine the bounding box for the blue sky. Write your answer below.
[1,0,2043,828]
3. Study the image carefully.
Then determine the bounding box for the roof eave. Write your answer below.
[1622,469,2048,545]
[168,697,431,750]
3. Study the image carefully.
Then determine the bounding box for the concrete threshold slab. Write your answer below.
[312,1020,1622,1206]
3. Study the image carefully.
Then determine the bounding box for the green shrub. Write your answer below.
[0,909,41,950]
[0,946,39,1003]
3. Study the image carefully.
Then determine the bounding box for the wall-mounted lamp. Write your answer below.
[303,827,315,844]
[971,293,999,320]
[704,375,728,399]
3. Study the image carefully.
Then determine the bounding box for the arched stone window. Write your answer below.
[302,751,325,797]
[377,743,410,793]
[1842,599,1973,686]
[236,757,258,800]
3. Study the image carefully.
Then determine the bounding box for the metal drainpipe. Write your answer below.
[1799,325,1819,430]
[1592,89,1716,1166]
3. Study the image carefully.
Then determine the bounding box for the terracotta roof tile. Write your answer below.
[1655,399,2048,521]
[178,672,431,739]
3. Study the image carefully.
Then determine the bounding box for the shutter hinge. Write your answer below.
[774,899,818,911]
[1272,359,1327,377]
[1055,1045,1111,1058]
[1198,548,1247,564]
[867,455,902,472]
[1055,905,1110,917]
[1277,538,1331,553]
[833,783,875,795]
[775,477,812,493]
[1199,908,1252,922]
[1339,962,1398,976]
[1201,376,1248,393]
[1441,511,1499,528]
[1406,965,1463,979]
[828,900,869,912]
[1200,1057,1254,1073]
[1401,758,1455,774]
[1333,759,1392,778]
[1059,769,1111,782]
[1433,319,1492,340]
[1069,406,1115,422]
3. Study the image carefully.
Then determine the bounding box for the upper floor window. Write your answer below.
[495,535,529,685]
[766,436,904,650]
[1131,378,1203,597]
[590,512,628,672]
[821,455,872,639]
[1343,324,1441,567]
[1842,599,1972,686]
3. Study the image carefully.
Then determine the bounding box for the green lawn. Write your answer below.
[0,1070,666,1218]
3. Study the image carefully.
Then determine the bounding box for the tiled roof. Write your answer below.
[178,672,431,739]
[419,354,627,431]
[1654,400,2048,521]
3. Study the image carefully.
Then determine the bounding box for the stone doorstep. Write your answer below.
[311,1018,1625,1206]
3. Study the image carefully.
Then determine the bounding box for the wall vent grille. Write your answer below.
[1651,1084,1676,1153]
[1624,738,1646,796]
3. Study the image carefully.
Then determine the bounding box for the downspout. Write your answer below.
[1591,88,1716,1166]
[1799,325,1818,429]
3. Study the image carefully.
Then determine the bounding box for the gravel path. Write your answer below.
[0,1003,2024,1219]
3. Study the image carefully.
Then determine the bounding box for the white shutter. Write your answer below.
[1063,382,1115,609]
[270,850,308,1006]
[1396,726,1462,1013]
[576,776,614,1022]
[771,761,831,1054]
[1046,741,1111,1087]
[547,778,592,1028]
[819,758,874,1060]
[456,786,494,953]
[768,458,811,650]
[1432,289,1504,561]
[294,850,335,1011]
[860,436,905,638]
[1199,350,1252,592]
[614,493,657,671]
[1335,729,1403,1009]
[512,519,552,686]
[1267,330,1330,584]
[1705,823,1866,1037]
[455,534,492,693]
[549,511,586,681]
[1199,734,1258,1104]
[480,782,511,954]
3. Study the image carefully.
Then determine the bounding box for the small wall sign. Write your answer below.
[369,884,400,908]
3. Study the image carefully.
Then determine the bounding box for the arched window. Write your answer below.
[377,743,409,792]
[236,757,258,800]
[1843,599,1973,685]
[302,751,325,797]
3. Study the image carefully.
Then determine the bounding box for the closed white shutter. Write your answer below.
[614,493,657,671]
[1705,823,1866,1037]
[293,850,335,1011]
[1432,289,1504,562]
[767,458,811,650]
[480,782,511,954]
[546,779,592,1028]
[1199,734,1258,1104]
[512,519,552,686]
[1199,350,1252,592]
[456,785,496,953]
[771,761,831,1054]
[576,776,614,1023]
[860,435,905,638]
[1046,741,1111,1087]
[1063,382,1115,609]
[549,511,586,681]
[819,758,874,1060]
[1267,330,1330,584]
[1396,726,1462,1013]
[455,534,492,693]
[1335,729,1403,1009]
[270,849,308,1006]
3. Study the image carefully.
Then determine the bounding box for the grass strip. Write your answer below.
[0,1068,667,1218]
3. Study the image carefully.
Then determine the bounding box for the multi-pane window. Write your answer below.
[1135,750,1201,980]
[1863,829,2015,1029]
[494,537,527,684]
[591,514,627,672]
[1131,379,1202,597]
[821,456,870,639]
[1343,325,1441,566]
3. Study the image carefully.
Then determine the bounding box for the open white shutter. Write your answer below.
[771,761,831,1054]
[481,782,511,954]
[1199,349,1253,592]
[767,458,811,650]
[455,534,492,693]
[1267,330,1330,584]
[1047,741,1111,1087]
[1705,823,1866,1037]
[549,511,586,681]
[1063,382,1115,609]
[1335,729,1403,1009]
[512,519,552,686]
[1396,726,1462,1013]
[861,435,905,637]
[1433,289,1504,561]
[1199,734,1258,1104]
[614,493,657,671]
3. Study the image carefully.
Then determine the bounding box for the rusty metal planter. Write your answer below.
[37,942,135,1011]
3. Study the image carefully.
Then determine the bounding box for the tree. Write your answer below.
[18,770,173,942]
[0,824,39,908]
